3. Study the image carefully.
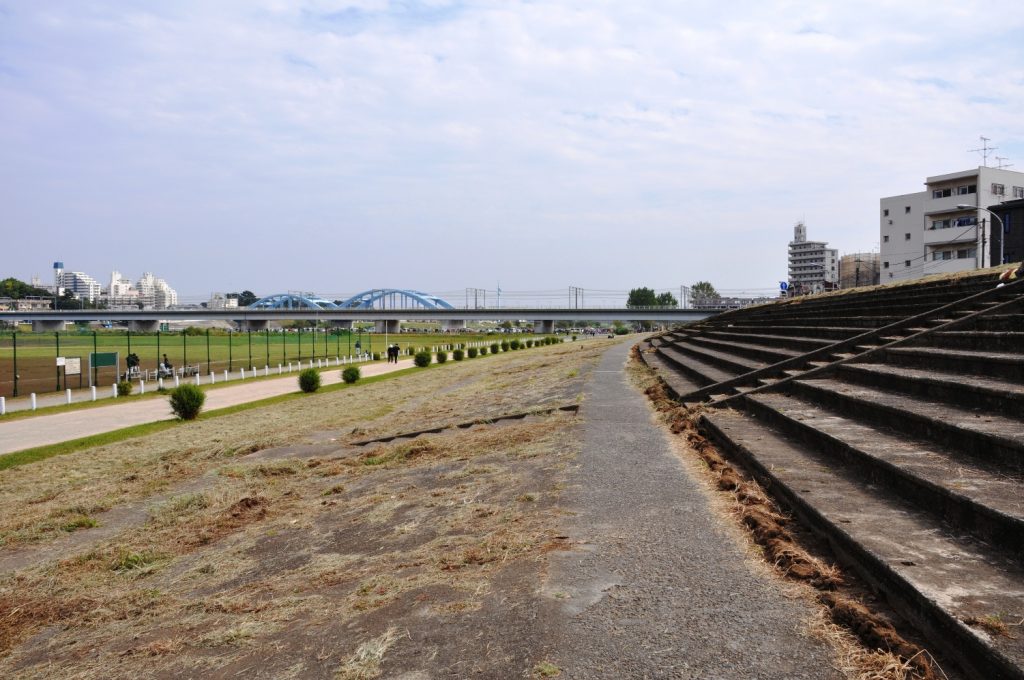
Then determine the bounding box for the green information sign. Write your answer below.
[90,352,118,368]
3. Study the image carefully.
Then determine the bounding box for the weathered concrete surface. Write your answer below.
[542,341,841,679]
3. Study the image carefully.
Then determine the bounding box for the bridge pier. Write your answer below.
[31,320,65,332]
[443,319,466,331]
[238,320,269,331]
[533,320,555,334]
[129,320,160,332]
[375,320,401,334]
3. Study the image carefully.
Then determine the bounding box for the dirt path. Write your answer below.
[0,359,415,455]
[540,341,842,678]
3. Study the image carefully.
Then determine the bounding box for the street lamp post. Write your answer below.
[958,204,1006,266]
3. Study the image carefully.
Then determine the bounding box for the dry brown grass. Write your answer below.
[0,339,610,677]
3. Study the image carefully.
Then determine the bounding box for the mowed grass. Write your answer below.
[0,337,622,678]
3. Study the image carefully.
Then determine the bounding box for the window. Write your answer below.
[905,206,911,214]
[1014,186,1024,199]
[883,209,890,217]
[932,188,952,199]
[905,260,911,267]
[883,261,889,269]
[954,216,977,227]
[883,235,890,242]
[905,233,911,240]
[957,184,977,195]
[957,248,976,259]
[992,183,1005,196]
[931,218,952,229]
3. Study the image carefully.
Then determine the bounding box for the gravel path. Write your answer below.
[542,341,842,679]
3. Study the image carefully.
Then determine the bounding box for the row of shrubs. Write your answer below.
[163,335,566,420]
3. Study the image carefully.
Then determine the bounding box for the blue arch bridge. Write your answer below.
[5,287,712,333]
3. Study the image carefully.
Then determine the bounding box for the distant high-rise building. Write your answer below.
[105,270,140,308]
[880,165,1024,281]
[59,270,102,302]
[838,253,881,289]
[208,293,239,309]
[787,222,838,294]
[136,272,178,309]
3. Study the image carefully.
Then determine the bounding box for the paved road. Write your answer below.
[542,341,841,678]
[0,359,415,455]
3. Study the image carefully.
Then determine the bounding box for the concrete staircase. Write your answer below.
[640,272,1024,679]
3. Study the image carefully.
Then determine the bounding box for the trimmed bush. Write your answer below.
[500,340,510,352]
[341,366,361,384]
[490,342,500,354]
[414,350,432,367]
[436,350,448,364]
[572,334,577,341]
[453,348,464,361]
[116,380,133,397]
[169,383,205,420]
[525,340,533,348]
[479,346,488,356]
[298,368,321,393]
[467,347,478,358]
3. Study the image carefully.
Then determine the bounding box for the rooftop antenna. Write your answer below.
[995,156,1013,169]
[968,136,996,167]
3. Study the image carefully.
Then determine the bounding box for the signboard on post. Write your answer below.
[89,352,118,387]
[65,358,81,375]
[56,356,66,367]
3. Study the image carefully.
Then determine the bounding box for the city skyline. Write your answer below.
[3,2,1022,297]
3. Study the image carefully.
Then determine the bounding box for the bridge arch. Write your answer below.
[336,289,455,310]
[248,293,340,310]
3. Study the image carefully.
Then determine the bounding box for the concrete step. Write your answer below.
[784,377,1024,473]
[712,325,873,341]
[911,331,1024,353]
[655,344,735,387]
[837,362,1024,420]
[684,335,804,365]
[700,330,848,352]
[701,408,1024,680]
[744,391,1024,557]
[663,340,766,377]
[878,346,1024,381]
[636,343,704,400]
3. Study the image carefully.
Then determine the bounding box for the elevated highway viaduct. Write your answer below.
[2,308,714,334]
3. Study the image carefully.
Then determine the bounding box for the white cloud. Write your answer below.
[1,0,1023,300]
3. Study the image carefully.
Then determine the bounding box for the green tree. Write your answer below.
[690,281,720,306]
[0,277,51,299]
[626,287,657,307]
[228,291,259,307]
[655,292,678,307]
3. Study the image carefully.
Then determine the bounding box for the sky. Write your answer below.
[2,0,1023,306]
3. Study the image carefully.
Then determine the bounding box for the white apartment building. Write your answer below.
[788,222,838,293]
[105,270,140,308]
[207,293,239,309]
[137,272,179,309]
[59,270,102,303]
[880,166,1024,281]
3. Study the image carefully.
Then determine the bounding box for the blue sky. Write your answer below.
[2,1,1023,304]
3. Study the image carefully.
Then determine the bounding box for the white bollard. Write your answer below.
[195,374,201,386]
[67,388,73,405]
[317,359,322,368]
[288,362,292,372]
[158,377,164,390]
[92,386,98,401]
[309,359,314,369]
[210,371,216,384]
[224,369,228,382]
[174,375,180,388]
[278,364,282,374]
[0,396,5,416]
[139,380,145,395]
[31,393,37,410]
[265,365,269,376]
[241,368,246,380]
